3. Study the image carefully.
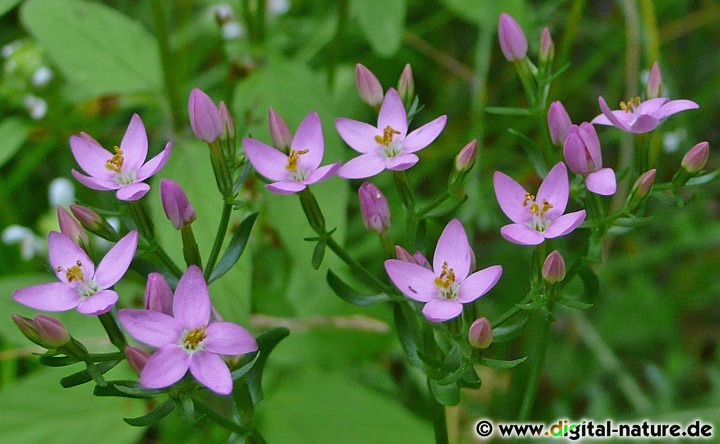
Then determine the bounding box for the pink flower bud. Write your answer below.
[498,13,528,61]
[539,27,554,64]
[454,140,478,173]
[160,179,197,230]
[628,169,656,209]
[125,346,151,374]
[542,250,566,283]
[144,272,174,315]
[188,88,224,143]
[355,63,384,108]
[397,64,414,105]
[57,206,89,247]
[468,317,493,349]
[218,100,235,139]
[548,101,572,146]
[69,204,101,230]
[12,314,43,346]
[646,62,663,100]
[395,246,431,269]
[33,315,70,347]
[358,182,391,233]
[268,108,293,150]
[681,141,709,173]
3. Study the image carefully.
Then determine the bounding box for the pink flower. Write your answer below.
[591,96,698,134]
[494,162,586,245]
[244,111,341,194]
[335,88,447,179]
[13,231,138,315]
[385,219,502,323]
[70,114,172,201]
[118,266,258,395]
[498,13,528,61]
[563,122,617,195]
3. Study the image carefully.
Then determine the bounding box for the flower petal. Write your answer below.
[266,181,306,194]
[173,265,211,329]
[189,351,233,395]
[627,114,660,133]
[120,114,148,172]
[386,153,418,171]
[543,210,586,239]
[635,97,669,116]
[115,182,150,201]
[377,88,408,139]
[136,142,173,181]
[139,344,189,390]
[204,322,258,355]
[563,133,588,175]
[402,115,447,153]
[292,111,324,171]
[48,231,94,283]
[94,230,138,289]
[72,169,119,191]
[12,282,80,311]
[77,289,118,315]
[578,122,602,169]
[69,134,113,179]
[500,223,545,245]
[596,96,629,131]
[493,171,531,224]
[337,153,385,179]
[304,161,341,185]
[536,162,569,217]
[432,218,471,281]
[586,168,616,196]
[422,299,463,323]
[335,118,380,153]
[654,99,699,119]
[458,265,503,303]
[384,259,438,302]
[118,308,182,347]
[243,138,290,181]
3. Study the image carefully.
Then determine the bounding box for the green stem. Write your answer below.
[491,293,532,328]
[151,240,184,278]
[427,377,449,444]
[181,226,203,268]
[326,237,393,294]
[518,311,553,421]
[193,397,251,437]
[393,171,418,249]
[98,312,127,350]
[514,59,537,107]
[205,202,233,281]
[127,200,182,276]
[416,192,452,218]
[149,0,184,132]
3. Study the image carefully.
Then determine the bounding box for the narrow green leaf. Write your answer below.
[577,263,599,299]
[492,318,528,343]
[326,269,390,306]
[60,360,119,388]
[392,302,423,368]
[428,378,460,406]
[686,168,720,186]
[516,299,545,310]
[436,360,473,385]
[311,238,327,270]
[479,356,527,369]
[485,106,533,116]
[246,327,290,405]
[94,380,159,399]
[231,352,261,380]
[124,399,175,427]
[508,129,549,177]
[558,296,594,310]
[39,354,80,367]
[209,212,258,283]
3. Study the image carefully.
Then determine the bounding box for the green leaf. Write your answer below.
[558,296,593,310]
[485,106,532,116]
[351,0,406,57]
[392,302,423,368]
[479,356,527,369]
[124,399,175,427]
[686,168,720,186]
[94,380,159,399]
[327,269,390,306]
[209,212,258,283]
[21,0,161,99]
[428,378,460,406]
[0,117,30,168]
[492,318,528,343]
[60,360,120,388]
[39,354,81,367]
[508,129,548,177]
[442,0,526,28]
[231,352,261,380]
[0,0,21,16]
[577,262,599,299]
[516,298,545,310]
[311,237,327,270]
[246,327,290,405]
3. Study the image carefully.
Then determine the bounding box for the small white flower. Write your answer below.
[2,225,46,260]
[222,21,245,40]
[48,177,75,207]
[32,66,53,87]
[24,95,47,120]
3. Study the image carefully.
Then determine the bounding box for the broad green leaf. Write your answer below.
[442,0,526,29]
[0,369,144,444]
[351,0,406,57]
[0,117,30,168]
[21,0,162,99]
[0,0,21,17]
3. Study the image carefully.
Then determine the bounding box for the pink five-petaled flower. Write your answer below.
[71,114,172,201]
[494,162,586,246]
[12,231,138,315]
[118,266,258,396]
[591,96,698,134]
[385,219,502,323]
[563,122,617,196]
[335,88,447,179]
[244,111,341,194]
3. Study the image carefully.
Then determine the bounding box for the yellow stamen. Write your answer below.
[523,192,535,207]
[60,260,85,282]
[374,126,401,146]
[525,193,553,215]
[285,148,309,172]
[183,326,207,349]
[619,96,641,113]
[105,146,124,173]
[434,262,456,289]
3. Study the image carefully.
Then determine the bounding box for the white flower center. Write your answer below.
[434,262,458,299]
[179,325,207,355]
[106,146,137,186]
[56,261,99,299]
[523,192,554,232]
[375,126,403,158]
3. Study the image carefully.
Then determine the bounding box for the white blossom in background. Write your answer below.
[2,225,46,260]
[222,21,245,40]
[32,66,53,87]
[268,0,290,17]
[94,217,122,252]
[1,40,21,58]
[24,95,47,120]
[48,178,75,208]
[210,3,234,22]
[663,128,687,153]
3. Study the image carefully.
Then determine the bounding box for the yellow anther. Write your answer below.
[525,193,553,215]
[619,97,641,113]
[434,262,456,289]
[65,260,85,282]
[183,326,207,349]
[374,126,401,146]
[285,148,310,172]
[541,199,553,214]
[523,192,535,207]
[105,146,124,173]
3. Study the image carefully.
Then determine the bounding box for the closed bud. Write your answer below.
[33,315,70,347]
[681,141,709,174]
[397,64,414,106]
[12,314,43,346]
[218,100,235,139]
[646,62,663,100]
[468,317,493,349]
[268,108,293,151]
[69,204,117,240]
[498,13,528,61]
[57,206,89,247]
[455,140,478,173]
[144,272,174,315]
[627,169,656,209]
[188,88,224,143]
[542,250,566,283]
[160,179,197,230]
[355,63,384,108]
[125,346,151,374]
[358,182,391,233]
[548,101,572,146]
[539,27,554,65]
[395,245,431,269]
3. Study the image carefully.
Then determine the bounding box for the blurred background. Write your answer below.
[0,0,718,442]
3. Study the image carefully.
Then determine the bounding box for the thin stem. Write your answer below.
[181,226,203,268]
[205,202,233,281]
[416,192,452,218]
[151,240,184,278]
[149,0,184,132]
[518,312,552,421]
[90,352,125,362]
[193,397,250,437]
[326,237,393,294]
[98,312,127,350]
[393,171,418,249]
[491,293,532,328]
[427,377,449,444]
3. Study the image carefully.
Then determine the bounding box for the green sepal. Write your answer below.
[124,399,175,427]
[246,327,290,405]
[326,269,391,306]
[60,360,120,388]
[209,212,258,283]
[479,356,527,369]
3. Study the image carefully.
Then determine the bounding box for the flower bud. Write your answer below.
[646,61,663,100]
[542,250,566,283]
[358,182,391,233]
[33,315,70,347]
[268,108,293,151]
[57,206,89,247]
[627,169,656,209]
[125,346,151,374]
[12,314,43,346]
[397,64,414,106]
[144,273,174,315]
[454,140,478,173]
[468,317,493,349]
[539,27,554,65]
[218,100,235,139]
[548,101,572,146]
[498,13,528,61]
[69,204,118,240]
[395,245,431,269]
[160,179,197,230]
[188,88,224,143]
[681,141,709,174]
[355,63,384,108]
